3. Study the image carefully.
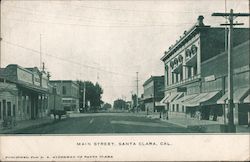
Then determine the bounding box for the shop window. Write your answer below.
[193,64,197,76]
[172,104,175,112]
[62,86,67,95]
[7,102,11,116]
[13,104,16,117]
[3,100,6,117]
[187,67,192,78]
[171,73,175,84]
[180,70,183,81]
[176,104,179,112]
[0,102,1,119]
[176,73,179,83]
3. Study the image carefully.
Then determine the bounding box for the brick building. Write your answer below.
[49,80,79,111]
[160,15,249,125]
[0,64,50,122]
[143,76,164,113]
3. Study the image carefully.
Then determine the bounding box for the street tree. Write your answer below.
[78,80,103,112]
[113,99,127,110]
[102,103,112,110]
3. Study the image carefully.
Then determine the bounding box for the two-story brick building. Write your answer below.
[49,80,79,111]
[0,64,50,122]
[160,16,249,125]
[143,76,164,113]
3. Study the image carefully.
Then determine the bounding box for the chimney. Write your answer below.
[197,15,204,26]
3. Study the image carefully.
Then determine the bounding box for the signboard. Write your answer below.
[177,87,187,92]
[17,68,33,84]
[205,75,215,82]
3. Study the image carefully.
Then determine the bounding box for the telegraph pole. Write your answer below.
[212,9,250,133]
[40,34,42,70]
[136,72,139,112]
[83,81,86,111]
[0,1,2,68]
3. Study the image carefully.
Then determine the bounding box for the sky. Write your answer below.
[1,0,249,104]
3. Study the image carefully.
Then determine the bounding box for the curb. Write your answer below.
[160,119,188,128]
[0,119,56,134]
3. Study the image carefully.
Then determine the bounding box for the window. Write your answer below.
[182,106,185,112]
[62,86,66,95]
[172,104,175,112]
[7,102,11,116]
[0,102,1,119]
[176,73,179,83]
[13,104,16,117]
[193,64,197,76]
[3,100,6,117]
[176,104,179,112]
[187,67,192,78]
[180,70,183,81]
[172,73,175,84]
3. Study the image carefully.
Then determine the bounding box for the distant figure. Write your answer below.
[163,109,167,120]
[146,108,149,115]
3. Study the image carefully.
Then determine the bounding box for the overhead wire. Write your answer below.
[2,4,198,25]
[29,1,212,14]
[2,40,135,77]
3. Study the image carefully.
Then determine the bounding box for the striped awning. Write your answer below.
[217,88,250,104]
[159,93,171,104]
[243,94,250,103]
[172,93,198,105]
[183,91,221,107]
[164,92,183,104]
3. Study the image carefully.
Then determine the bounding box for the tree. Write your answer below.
[113,99,127,110]
[78,80,103,112]
[102,103,112,110]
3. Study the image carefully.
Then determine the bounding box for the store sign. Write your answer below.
[205,75,215,82]
[17,68,33,84]
[177,87,187,92]
[34,74,41,86]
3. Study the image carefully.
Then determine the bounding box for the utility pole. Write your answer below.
[40,34,42,70]
[83,81,86,111]
[136,72,139,113]
[0,1,1,68]
[212,9,250,133]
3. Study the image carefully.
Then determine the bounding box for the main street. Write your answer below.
[12,113,196,134]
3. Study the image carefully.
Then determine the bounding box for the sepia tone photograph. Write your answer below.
[0,0,249,135]
[0,0,249,161]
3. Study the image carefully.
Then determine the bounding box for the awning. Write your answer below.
[183,91,221,107]
[155,102,165,106]
[217,92,228,104]
[18,83,49,94]
[159,93,171,104]
[172,94,198,105]
[217,88,250,104]
[243,94,250,103]
[164,92,183,104]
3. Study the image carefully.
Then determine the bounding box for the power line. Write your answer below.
[12,1,212,14]
[2,4,198,26]
[2,40,134,77]
[3,16,198,28]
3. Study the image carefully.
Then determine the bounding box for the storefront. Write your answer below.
[0,79,18,122]
[0,64,50,122]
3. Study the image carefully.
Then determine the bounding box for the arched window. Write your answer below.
[185,49,191,58]
[191,45,198,54]
[178,55,183,63]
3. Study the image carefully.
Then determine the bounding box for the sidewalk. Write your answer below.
[144,112,250,133]
[0,116,54,134]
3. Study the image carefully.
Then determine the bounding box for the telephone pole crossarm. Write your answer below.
[212,13,250,17]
